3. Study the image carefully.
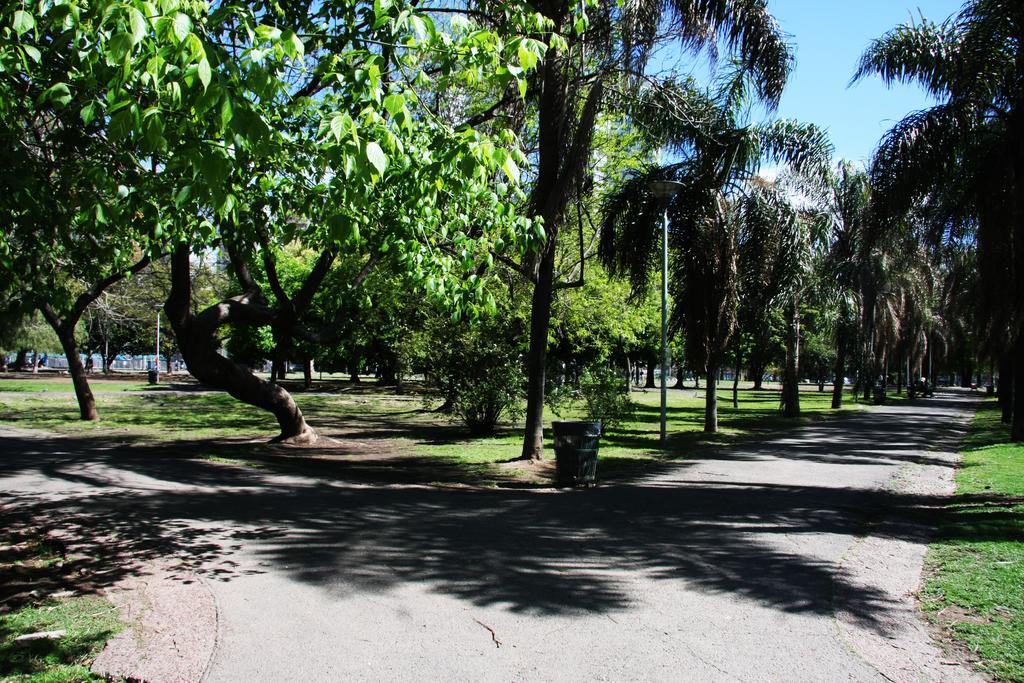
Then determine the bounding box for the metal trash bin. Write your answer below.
[552,421,601,487]
[872,386,886,404]
[147,369,159,384]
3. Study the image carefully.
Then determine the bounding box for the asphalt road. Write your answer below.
[0,392,983,682]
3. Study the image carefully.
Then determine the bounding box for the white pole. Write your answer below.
[661,206,669,445]
[155,310,161,380]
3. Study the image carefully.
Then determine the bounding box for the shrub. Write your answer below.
[419,313,526,436]
[546,364,634,433]
[449,346,525,435]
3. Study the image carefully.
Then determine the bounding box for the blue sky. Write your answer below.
[765,0,964,164]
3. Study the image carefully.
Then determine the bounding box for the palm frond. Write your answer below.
[852,18,960,96]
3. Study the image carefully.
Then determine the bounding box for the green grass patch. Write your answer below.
[921,400,1024,681]
[204,454,265,469]
[0,596,121,682]
[415,386,863,475]
[0,379,875,484]
[0,379,152,393]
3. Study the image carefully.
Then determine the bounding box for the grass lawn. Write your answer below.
[920,400,1024,681]
[0,375,886,484]
[0,533,123,683]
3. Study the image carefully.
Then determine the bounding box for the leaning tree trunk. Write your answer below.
[40,307,98,421]
[56,327,97,421]
[166,245,316,444]
[704,367,718,433]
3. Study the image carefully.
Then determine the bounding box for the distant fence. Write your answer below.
[3,353,174,372]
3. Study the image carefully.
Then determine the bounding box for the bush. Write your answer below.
[449,347,525,436]
[547,364,634,433]
[419,313,526,436]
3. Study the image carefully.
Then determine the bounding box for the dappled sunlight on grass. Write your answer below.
[0,379,887,484]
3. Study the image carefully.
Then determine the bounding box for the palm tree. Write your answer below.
[599,71,831,432]
[854,0,1024,438]
[810,162,873,408]
[736,180,807,417]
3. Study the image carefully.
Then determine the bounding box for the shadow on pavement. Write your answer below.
[0,392,1004,637]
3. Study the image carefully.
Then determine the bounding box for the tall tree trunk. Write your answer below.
[13,349,28,371]
[781,299,801,418]
[831,328,847,409]
[645,355,657,388]
[521,245,556,460]
[1000,351,1013,424]
[750,361,764,390]
[1012,117,1024,438]
[732,348,742,409]
[31,350,38,373]
[303,358,312,390]
[674,365,685,389]
[165,244,316,444]
[704,368,718,433]
[1013,332,1024,441]
[519,34,603,460]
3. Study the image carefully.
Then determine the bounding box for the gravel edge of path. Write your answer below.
[834,400,985,683]
[91,563,219,683]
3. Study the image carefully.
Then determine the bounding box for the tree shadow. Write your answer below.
[0,392,993,639]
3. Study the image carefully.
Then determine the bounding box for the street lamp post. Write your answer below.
[647,179,684,445]
[152,304,162,382]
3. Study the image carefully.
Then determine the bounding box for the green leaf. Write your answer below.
[219,96,233,130]
[383,93,405,117]
[283,30,303,58]
[197,58,211,90]
[12,10,34,36]
[128,7,148,45]
[80,102,96,125]
[40,83,72,108]
[21,44,40,62]
[365,141,387,175]
[517,41,538,71]
[501,155,519,183]
[174,185,192,207]
[255,24,282,42]
[106,33,134,65]
[172,13,191,43]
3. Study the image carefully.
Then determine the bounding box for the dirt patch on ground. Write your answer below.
[92,564,218,683]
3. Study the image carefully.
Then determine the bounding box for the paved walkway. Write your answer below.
[0,393,983,682]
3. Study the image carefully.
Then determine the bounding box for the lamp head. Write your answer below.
[648,179,684,200]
